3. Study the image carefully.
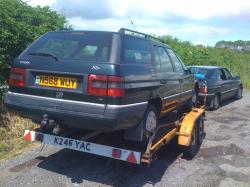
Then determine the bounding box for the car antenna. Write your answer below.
[128,16,137,32]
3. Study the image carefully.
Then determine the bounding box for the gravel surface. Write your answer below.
[0,91,250,187]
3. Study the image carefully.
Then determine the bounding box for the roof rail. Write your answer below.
[118,28,165,44]
[60,28,72,31]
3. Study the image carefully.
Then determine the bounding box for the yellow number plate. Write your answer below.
[39,76,77,89]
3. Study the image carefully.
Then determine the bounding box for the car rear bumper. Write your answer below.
[4,92,147,131]
[198,93,214,105]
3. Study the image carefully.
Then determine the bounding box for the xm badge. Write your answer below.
[20,60,30,65]
[56,92,63,99]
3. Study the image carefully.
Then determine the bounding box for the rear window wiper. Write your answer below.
[28,52,58,61]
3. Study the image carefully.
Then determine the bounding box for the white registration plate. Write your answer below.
[53,136,91,151]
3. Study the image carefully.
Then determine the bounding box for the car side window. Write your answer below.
[167,49,184,73]
[154,46,173,72]
[222,69,233,80]
[177,56,188,71]
[152,47,161,69]
[210,69,220,80]
[122,36,151,64]
[219,69,227,80]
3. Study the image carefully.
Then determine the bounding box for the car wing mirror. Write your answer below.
[184,68,191,74]
[234,75,240,80]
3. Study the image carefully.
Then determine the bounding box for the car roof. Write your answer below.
[48,30,171,49]
[187,65,224,69]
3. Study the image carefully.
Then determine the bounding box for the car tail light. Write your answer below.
[88,74,125,97]
[9,68,26,87]
[88,74,108,96]
[107,76,125,97]
[199,85,208,94]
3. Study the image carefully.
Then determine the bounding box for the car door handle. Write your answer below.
[160,79,167,84]
[179,79,184,83]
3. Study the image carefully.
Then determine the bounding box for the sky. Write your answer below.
[26,0,250,46]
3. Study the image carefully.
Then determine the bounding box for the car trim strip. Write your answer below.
[8,91,105,107]
[107,102,148,108]
[163,89,193,100]
[198,93,215,96]
[7,92,148,108]
[221,88,238,94]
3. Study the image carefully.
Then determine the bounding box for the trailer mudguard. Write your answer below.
[178,107,205,146]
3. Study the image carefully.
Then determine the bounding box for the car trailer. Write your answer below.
[24,106,205,165]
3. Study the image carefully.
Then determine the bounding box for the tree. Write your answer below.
[0,0,67,84]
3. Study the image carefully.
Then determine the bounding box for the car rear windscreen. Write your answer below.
[23,32,112,62]
[190,67,210,77]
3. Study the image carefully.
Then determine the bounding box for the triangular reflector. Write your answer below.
[25,131,32,141]
[127,152,137,163]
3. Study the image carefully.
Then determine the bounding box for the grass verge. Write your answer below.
[0,102,38,161]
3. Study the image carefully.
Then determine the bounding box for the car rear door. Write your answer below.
[166,49,194,105]
[217,68,232,100]
[152,46,179,114]
[222,68,238,98]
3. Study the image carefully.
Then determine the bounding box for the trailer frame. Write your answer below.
[24,105,205,165]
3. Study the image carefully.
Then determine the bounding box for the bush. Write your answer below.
[160,36,250,88]
[0,0,67,86]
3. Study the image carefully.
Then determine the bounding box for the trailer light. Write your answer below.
[112,149,121,158]
[35,133,44,142]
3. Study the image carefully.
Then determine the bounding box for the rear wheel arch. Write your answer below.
[148,97,162,117]
[194,82,199,93]
[217,92,221,100]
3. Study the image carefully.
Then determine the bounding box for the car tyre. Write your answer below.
[209,94,219,110]
[141,104,159,147]
[184,91,198,112]
[235,87,243,99]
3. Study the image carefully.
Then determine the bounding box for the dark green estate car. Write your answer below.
[4,28,196,143]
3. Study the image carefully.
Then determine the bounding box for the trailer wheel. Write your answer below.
[182,121,200,158]
[196,116,204,145]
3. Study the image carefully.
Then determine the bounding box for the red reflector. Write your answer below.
[112,149,121,158]
[35,133,44,142]
[126,152,137,163]
[107,88,125,97]
[9,68,26,87]
[25,132,32,141]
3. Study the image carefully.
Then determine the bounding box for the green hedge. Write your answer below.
[0,0,67,87]
[161,36,250,88]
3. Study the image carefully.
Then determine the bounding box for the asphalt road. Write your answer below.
[0,91,250,187]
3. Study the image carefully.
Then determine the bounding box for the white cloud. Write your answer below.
[109,0,250,20]
[25,0,55,7]
[26,0,250,45]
